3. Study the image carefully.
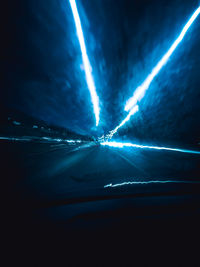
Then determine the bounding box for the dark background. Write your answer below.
[1,0,200,146]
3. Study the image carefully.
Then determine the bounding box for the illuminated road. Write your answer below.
[1,140,200,205]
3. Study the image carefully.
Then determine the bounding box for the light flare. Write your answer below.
[125,6,200,112]
[69,0,100,126]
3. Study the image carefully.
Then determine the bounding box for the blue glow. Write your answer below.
[100,141,200,155]
[104,180,200,188]
[125,6,200,112]
[69,0,100,126]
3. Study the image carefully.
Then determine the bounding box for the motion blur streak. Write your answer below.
[105,105,139,139]
[125,6,200,112]
[0,136,83,144]
[101,141,200,155]
[104,180,200,188]
[0,136,32,142]
[69,0,100,126]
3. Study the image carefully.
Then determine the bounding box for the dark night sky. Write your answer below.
[1,0,200,146]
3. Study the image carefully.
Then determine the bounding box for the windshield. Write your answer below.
[1,0,200,203]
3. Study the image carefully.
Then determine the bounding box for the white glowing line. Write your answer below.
[69,0,100,126]
[105,105,139,139]
[104,180,200,188]
[100,141,200,154]
[125,6,200,112]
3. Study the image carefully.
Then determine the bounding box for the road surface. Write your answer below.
[1,139,200,262]
[1,140,200,204]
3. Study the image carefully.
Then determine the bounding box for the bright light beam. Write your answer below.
[125,6,200,112]
[101,141,200,155]
[105,105,139,139]
[69,0,100,126]
[105,6,200,139]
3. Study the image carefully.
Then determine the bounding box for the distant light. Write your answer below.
[100,141,200,154]
[125,6,200,112]
[66,140,76,143]
[55,138,62,142]
[12,121,21,126]
[69,0,100,126]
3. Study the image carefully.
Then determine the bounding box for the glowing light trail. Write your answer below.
[105,105,139,139]
[69,0,100,126]
[100,141,200,155]
[0,136,84,144]
[0,136,32,142]
[125,6,200,112]
[104,180,200,188]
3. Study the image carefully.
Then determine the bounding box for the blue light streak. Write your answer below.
[125,6,200,112]
[100,141,200,155]
[0,136,32,142]
[69,0,100,126]
[0,136,84,144]
[105,105,139,139]
[104,180,200,188]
